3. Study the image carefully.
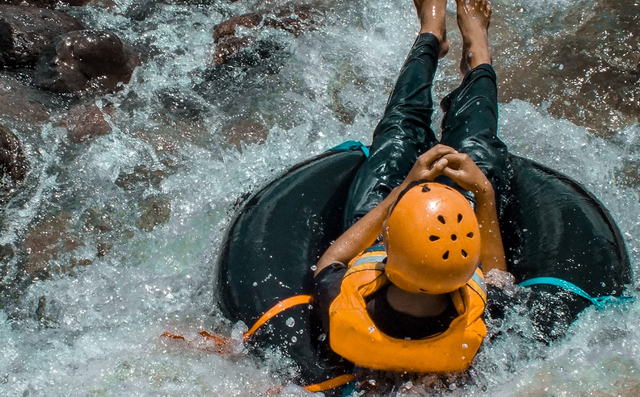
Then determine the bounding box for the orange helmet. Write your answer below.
[383,182,481,294]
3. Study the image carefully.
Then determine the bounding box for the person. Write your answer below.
[312,0,510,374]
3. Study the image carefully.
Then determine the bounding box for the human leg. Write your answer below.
[342,0,449,228]
[439,0,508,210]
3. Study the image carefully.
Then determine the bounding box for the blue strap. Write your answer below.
[519,277,634,311]
[341,379,356,397]
[328,140,370,157]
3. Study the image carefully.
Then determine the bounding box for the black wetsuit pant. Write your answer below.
[343,33,509,227]
[314,31,510,345]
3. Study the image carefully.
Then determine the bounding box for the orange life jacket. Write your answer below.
[329,245,487,373]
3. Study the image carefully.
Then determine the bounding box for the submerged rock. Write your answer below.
[115,165,168,193]
[136,196,171,232]
[0,75,50,123]
[221,116,269,150]
[34,30,139,94]
[0,0,92,7]
[157,89,210,121]
[0,5,85,68]
[0,123,27,186]
[212,2,321,65]
[58,103,113,143]
[497,0,640,136]
[21,211,84,278]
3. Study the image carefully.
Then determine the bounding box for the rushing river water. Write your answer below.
[0,0,639,395]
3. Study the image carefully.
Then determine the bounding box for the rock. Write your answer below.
[212,13,264,44]
[0,0,92,7]
[211,3,320,65]
[212,36,255,66]
[34,30,139,94]
[197,39,289,110]
[157,89,209,120]
[136,196,171,232]
[22,211,84,278]
[615,161,640,190]
[0,5,85,68]
[58,104,112,143]
[61,0,93,6]
[497,0,640,136]
[221,116,268,150]
[115,165,167,192]
[0,74,50,123]
[0,123,27,185]
[82,207,115,234]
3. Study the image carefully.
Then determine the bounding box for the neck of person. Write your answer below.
[385,284,450,317]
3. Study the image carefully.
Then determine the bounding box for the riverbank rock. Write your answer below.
[0,123,27,185]
[212,2,320,65]
[58,103,113,143]
[0,75,50,123]
[0,5,85,68]
[34,30,139,94]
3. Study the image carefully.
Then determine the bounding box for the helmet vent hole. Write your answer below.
[451,234,457,241]
[467,232,474,238]
[442,251,449,260]
[438,215,446,224]
[429,235,440,242]
[458,214,463,223]
[461,249,468,258]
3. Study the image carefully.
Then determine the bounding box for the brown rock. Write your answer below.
[221,116,269,150]
[34,30,139,94]
[61,0,93,6]
[213,13,264,44]
[615,161,640,190]
[82,207,115,234]
[213,36,255,65]
[115,165,167,192]
[0,0,92,7]
[22,211,84,277]
[58,104,112,143]
[0,75,50,123]
[0,123,27,185]
[211,3,320,65]
[496,0,640,136]
[0,5,85,68]
[136,196,171,232]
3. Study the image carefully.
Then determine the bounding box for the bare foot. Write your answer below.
[455,0,492,74]
[414,0,449,58]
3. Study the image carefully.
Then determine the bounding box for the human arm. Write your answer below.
[439,152,507,273]
[313,144,457,277]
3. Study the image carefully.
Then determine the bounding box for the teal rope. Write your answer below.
[328,140,370,157]
[519,277,634,311]
[341,379,356,397]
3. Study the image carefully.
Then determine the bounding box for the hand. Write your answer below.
[440,152,493,196]
[402,144,458,186]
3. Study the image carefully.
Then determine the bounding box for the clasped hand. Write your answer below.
[402,144,493,197]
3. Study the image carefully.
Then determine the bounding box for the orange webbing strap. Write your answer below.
[163,295,354,392]
[162,295,314,348]
[243,295,313,341]
[303,374,356,392]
